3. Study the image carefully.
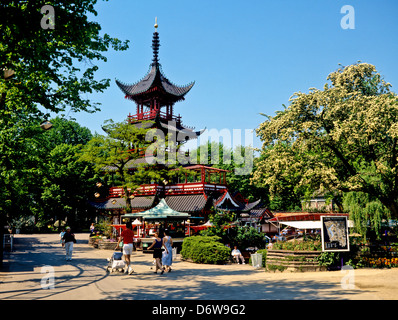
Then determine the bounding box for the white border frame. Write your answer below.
[321,216,350,252]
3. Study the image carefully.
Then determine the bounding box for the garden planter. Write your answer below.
[98,240,118,250]
[88,237,101,248]
[266,249,326,272]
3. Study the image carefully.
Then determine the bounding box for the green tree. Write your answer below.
[40,143,98,229]
[0,0,128,262]
[80,120,187,212]
[0,0,129,118]
[254,63,398,220]
[343,191,390,238]
[80,119,152,212]
[5,117,97,231]
[191,141,267,202]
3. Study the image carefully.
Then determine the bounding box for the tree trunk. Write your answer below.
[123,186,132,213]
[385,201,398,219]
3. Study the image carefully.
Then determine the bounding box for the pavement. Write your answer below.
[1,233,397,301]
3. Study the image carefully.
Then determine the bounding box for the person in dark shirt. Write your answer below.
[62,227,76,261]
[147,232,163,274]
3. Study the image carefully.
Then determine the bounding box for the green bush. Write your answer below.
[181,236,231,264]
[272,238,322,251]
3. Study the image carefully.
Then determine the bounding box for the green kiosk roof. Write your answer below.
[122,199,190,220]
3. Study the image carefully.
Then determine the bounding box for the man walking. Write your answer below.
[117,222,134,274]
[62,227,76,261]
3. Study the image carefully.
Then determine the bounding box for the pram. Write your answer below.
[106,251,126,273]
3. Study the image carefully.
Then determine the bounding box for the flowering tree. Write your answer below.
[254,63,398,223]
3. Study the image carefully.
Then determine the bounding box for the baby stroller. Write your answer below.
[106,251,126,273]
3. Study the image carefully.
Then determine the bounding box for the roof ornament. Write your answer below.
[152,17,160,65]
[154,16,158,30]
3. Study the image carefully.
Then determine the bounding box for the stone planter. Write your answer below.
[98,240,118,250]
[266,249,326,272]
[88,237,101,248]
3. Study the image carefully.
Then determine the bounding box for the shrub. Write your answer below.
[272,239,322,251]
[316,251,340,267]
[181,236,231,264]
[235,226,267,249]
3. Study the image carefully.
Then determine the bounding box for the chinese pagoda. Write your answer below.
[90,20,271,235]
[115,19,202,144]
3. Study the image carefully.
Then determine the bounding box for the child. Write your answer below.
[59,228,66,247]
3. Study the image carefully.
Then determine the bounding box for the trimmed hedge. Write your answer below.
[181,236,231,264]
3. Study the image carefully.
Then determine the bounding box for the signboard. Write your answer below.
[321,216,350,252]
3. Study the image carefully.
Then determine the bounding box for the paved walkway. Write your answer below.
[0,233,396,300]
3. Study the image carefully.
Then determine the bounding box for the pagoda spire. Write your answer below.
[152,17,160,65]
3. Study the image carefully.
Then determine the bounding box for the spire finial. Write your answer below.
[154,17,158,30]
[152,18,160,65]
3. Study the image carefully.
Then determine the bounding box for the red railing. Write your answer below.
[109,184,162,197]
[128,110,181,124]
[108,182,228,198]
[165,183,227,195]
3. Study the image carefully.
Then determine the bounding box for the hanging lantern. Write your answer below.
[40,120,53,131]
[94,192,100,198]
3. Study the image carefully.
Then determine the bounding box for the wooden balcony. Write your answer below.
[164,183,227,195]
[128,110,181,125]
[109,184,163,197]
[108,181,227,198]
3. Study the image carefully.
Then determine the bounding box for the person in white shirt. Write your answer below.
[231,246,245,264]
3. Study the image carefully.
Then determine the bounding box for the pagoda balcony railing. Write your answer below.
[108,182,227,198]
[165,183,227,195]
[128,110,181,125]
[109,184,162,198]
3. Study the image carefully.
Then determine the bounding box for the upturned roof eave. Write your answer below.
[115,64,194,100]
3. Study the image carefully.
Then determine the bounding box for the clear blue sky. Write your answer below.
[71,0,398,151]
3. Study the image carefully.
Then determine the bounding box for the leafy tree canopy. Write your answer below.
[80,120,189,212]
[254,63,398,219]
[0,0,129,119]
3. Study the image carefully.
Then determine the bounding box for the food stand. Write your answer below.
[121,199,190,252]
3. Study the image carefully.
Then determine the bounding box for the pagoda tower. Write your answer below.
[115,19,202,143]
[90,20,272,235]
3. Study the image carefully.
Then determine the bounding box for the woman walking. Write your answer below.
[161,229,173,274]
[147,232,163,274]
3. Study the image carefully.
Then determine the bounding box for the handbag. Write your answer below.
[119,241,124,247]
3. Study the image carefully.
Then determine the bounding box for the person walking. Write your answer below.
[147,232,163,274]
[62,227,76,261]
[117,222,135,275]
[59,228,66,247]
[161,229,173,274]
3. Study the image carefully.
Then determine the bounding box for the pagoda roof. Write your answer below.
[129,115,203,142]
[116,64,194,102]
[115,30,194,104]
[164,194,209,213]
[89,195,156,210]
